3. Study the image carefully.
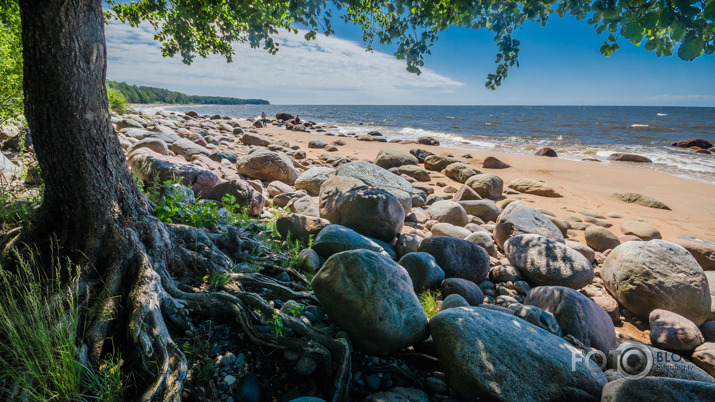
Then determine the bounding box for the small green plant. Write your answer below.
[205,271,231,288]
[268,314,284,337]
[419,290,442,320]
[287,304,304,317]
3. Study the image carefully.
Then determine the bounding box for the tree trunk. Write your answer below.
[19,0,149,259]
[14,2,352,400]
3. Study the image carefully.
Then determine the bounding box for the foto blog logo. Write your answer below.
[572,341,654,380]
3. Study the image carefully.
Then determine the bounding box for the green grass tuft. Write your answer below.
[419,289,442,319]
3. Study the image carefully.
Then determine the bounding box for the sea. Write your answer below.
[145,105,715,184]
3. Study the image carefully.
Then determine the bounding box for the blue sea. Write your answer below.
[146,105,715,183]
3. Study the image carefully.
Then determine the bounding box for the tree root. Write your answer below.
[63,218,352,401]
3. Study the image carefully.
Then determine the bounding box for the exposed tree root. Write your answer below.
[46,217,352,402]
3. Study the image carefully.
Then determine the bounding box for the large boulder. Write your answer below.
[601,378,715,401]
[319,186,404,242]
[128,138,169,156]
[494,201,564,250]
[312,250,429,354]
[441,278,484,306]
[294,167,336,196]
[608,153,653,163]
[505,234,594,289]
[429,307,607,401]
[526,286,617,352]
[336,161,413,213]
[464,174,503,200]
[208,180,265,216]
[671,138,713,149]
[423,155,462,171]
[235,151,299,184]
[443,163,481,183]
[375,148,418,169]
[171,138,211,160]
[693,342,715,377]
[620,221,662,241]
[394,165,430,182]
[287,195,320,217]
[275,213,330,243]
[129,148,220,198]
[429,201,468,226]
[417,237,490,284]
[601,240,711,325]
[240,133,271,146]
[507,178,562,197]
[457,200,501,222]
[311,225,390,259]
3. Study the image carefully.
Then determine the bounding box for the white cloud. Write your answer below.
[105,20,464,104]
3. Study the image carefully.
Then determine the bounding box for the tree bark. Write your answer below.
[19,0,149,259]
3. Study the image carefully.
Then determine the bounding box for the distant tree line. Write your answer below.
[106,81,269,105]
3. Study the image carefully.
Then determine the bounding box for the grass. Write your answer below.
[419,289,442,319]
[0,248,123,401]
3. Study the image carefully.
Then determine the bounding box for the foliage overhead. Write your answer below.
[0,0,23,124]
[107,80,269,105]
[107,0,714,90]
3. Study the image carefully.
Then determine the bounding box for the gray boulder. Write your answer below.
[671,235,715,271]
[320,186,404,242]
[611,192,671,210]
[507,178,562,197]
[171,138,211,159]
[458,200,501,222]
[602,240,711,325]
[430,223,471,239]
[129,148,220,198]
[429,307,607,401]
[429,200,468,226]
[418,237,490,284]
[375,148,419,169]
[236,151,299,184]
[394,165,430,182]
[208,179,265,216]
[294,167,336,196]
[505,234,594,289]
[311,225,391,259]
[602,378,715,402]
[444,162,481,183]
[649,309,704,353]
[585,226,621,252]
[494,201,564,250]
[240,133,271,146]
[441,278,484,306]
[464,174,503,199]
[312,250,429,353]
[336,161,413,213]
[398,252,445,292]
[526,286,617,353]
[465,231,497,257]
[423,155,462,171]
[287,195,320,217]
[395,233,423,258]
[275,213,330,243]
[510,304,562,336]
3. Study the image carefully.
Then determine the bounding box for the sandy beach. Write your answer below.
[234,119,715,243]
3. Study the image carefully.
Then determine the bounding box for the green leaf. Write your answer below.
[677,37,704,60]
[659,8,675,27]
[705,0,715,21]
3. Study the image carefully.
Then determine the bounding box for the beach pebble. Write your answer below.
[409,148,434,163]
[565,240,596,263]
[312,249,429,353]
[430,222,471,239]
[453,184,482,201]
[620,220,662,240]
[465,231,498,257]
[308,139,327,149]
[692,342,715,377]
[602,240,711,324]
[394,165,430,181]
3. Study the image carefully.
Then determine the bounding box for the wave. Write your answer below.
[657,113,668,116]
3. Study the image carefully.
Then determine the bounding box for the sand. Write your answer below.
[239,121,715,243]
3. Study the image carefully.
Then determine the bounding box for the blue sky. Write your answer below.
[105,12,715,106]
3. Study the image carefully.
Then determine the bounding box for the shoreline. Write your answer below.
[136,104,715,185]
[240,118,715,242]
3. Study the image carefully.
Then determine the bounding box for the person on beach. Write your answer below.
[293,115,301,124]
[261,111,267,125]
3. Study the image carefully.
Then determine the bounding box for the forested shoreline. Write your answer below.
[106,81,269,105]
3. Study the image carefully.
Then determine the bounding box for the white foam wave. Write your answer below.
[631,124,650,127]
[656,113,668,116]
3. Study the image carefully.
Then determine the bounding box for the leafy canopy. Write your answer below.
[0,0,23,124]
[105,1,713,89]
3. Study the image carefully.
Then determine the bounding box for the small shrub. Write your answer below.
[106,86,127,114]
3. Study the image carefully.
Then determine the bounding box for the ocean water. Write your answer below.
[149,105,715,183]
